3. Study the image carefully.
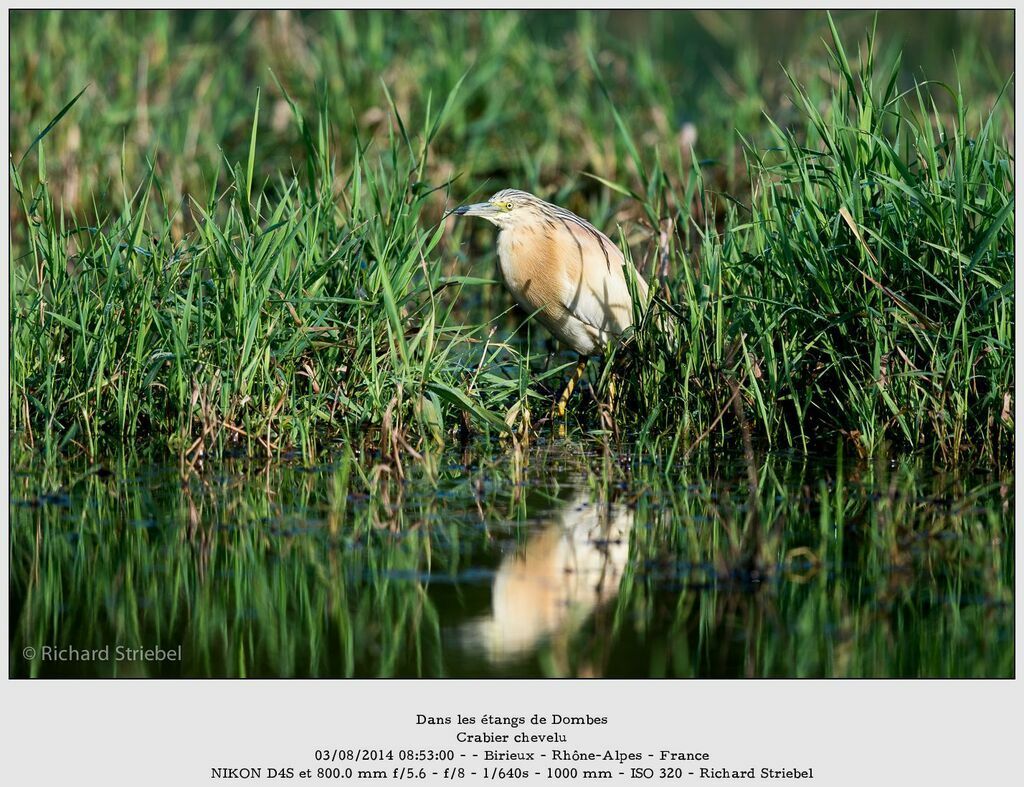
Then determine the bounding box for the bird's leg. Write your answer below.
[607,371,618,417]
[554,356,589,421]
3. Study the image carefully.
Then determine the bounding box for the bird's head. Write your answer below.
[451,189,542,230]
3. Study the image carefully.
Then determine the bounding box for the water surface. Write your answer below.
[9,444,1013,677]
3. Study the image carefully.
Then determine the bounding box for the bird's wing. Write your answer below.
[555,220,648,340]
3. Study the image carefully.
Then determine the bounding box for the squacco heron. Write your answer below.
[453,189,648,420]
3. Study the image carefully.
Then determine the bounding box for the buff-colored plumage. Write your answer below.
[460,490,634,667]
[454,189,648,356]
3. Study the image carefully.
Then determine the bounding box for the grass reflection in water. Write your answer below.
[9,444,1013,678]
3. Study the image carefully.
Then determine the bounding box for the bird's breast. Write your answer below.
[496,229,569,320]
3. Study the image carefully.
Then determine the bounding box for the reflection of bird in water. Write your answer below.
[461,490,634,673]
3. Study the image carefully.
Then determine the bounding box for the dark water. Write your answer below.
[9,444,1013,678]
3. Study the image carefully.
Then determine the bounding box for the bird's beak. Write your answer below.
[452,202,496,217]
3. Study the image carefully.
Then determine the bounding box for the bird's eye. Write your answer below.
[505,202,514,210]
